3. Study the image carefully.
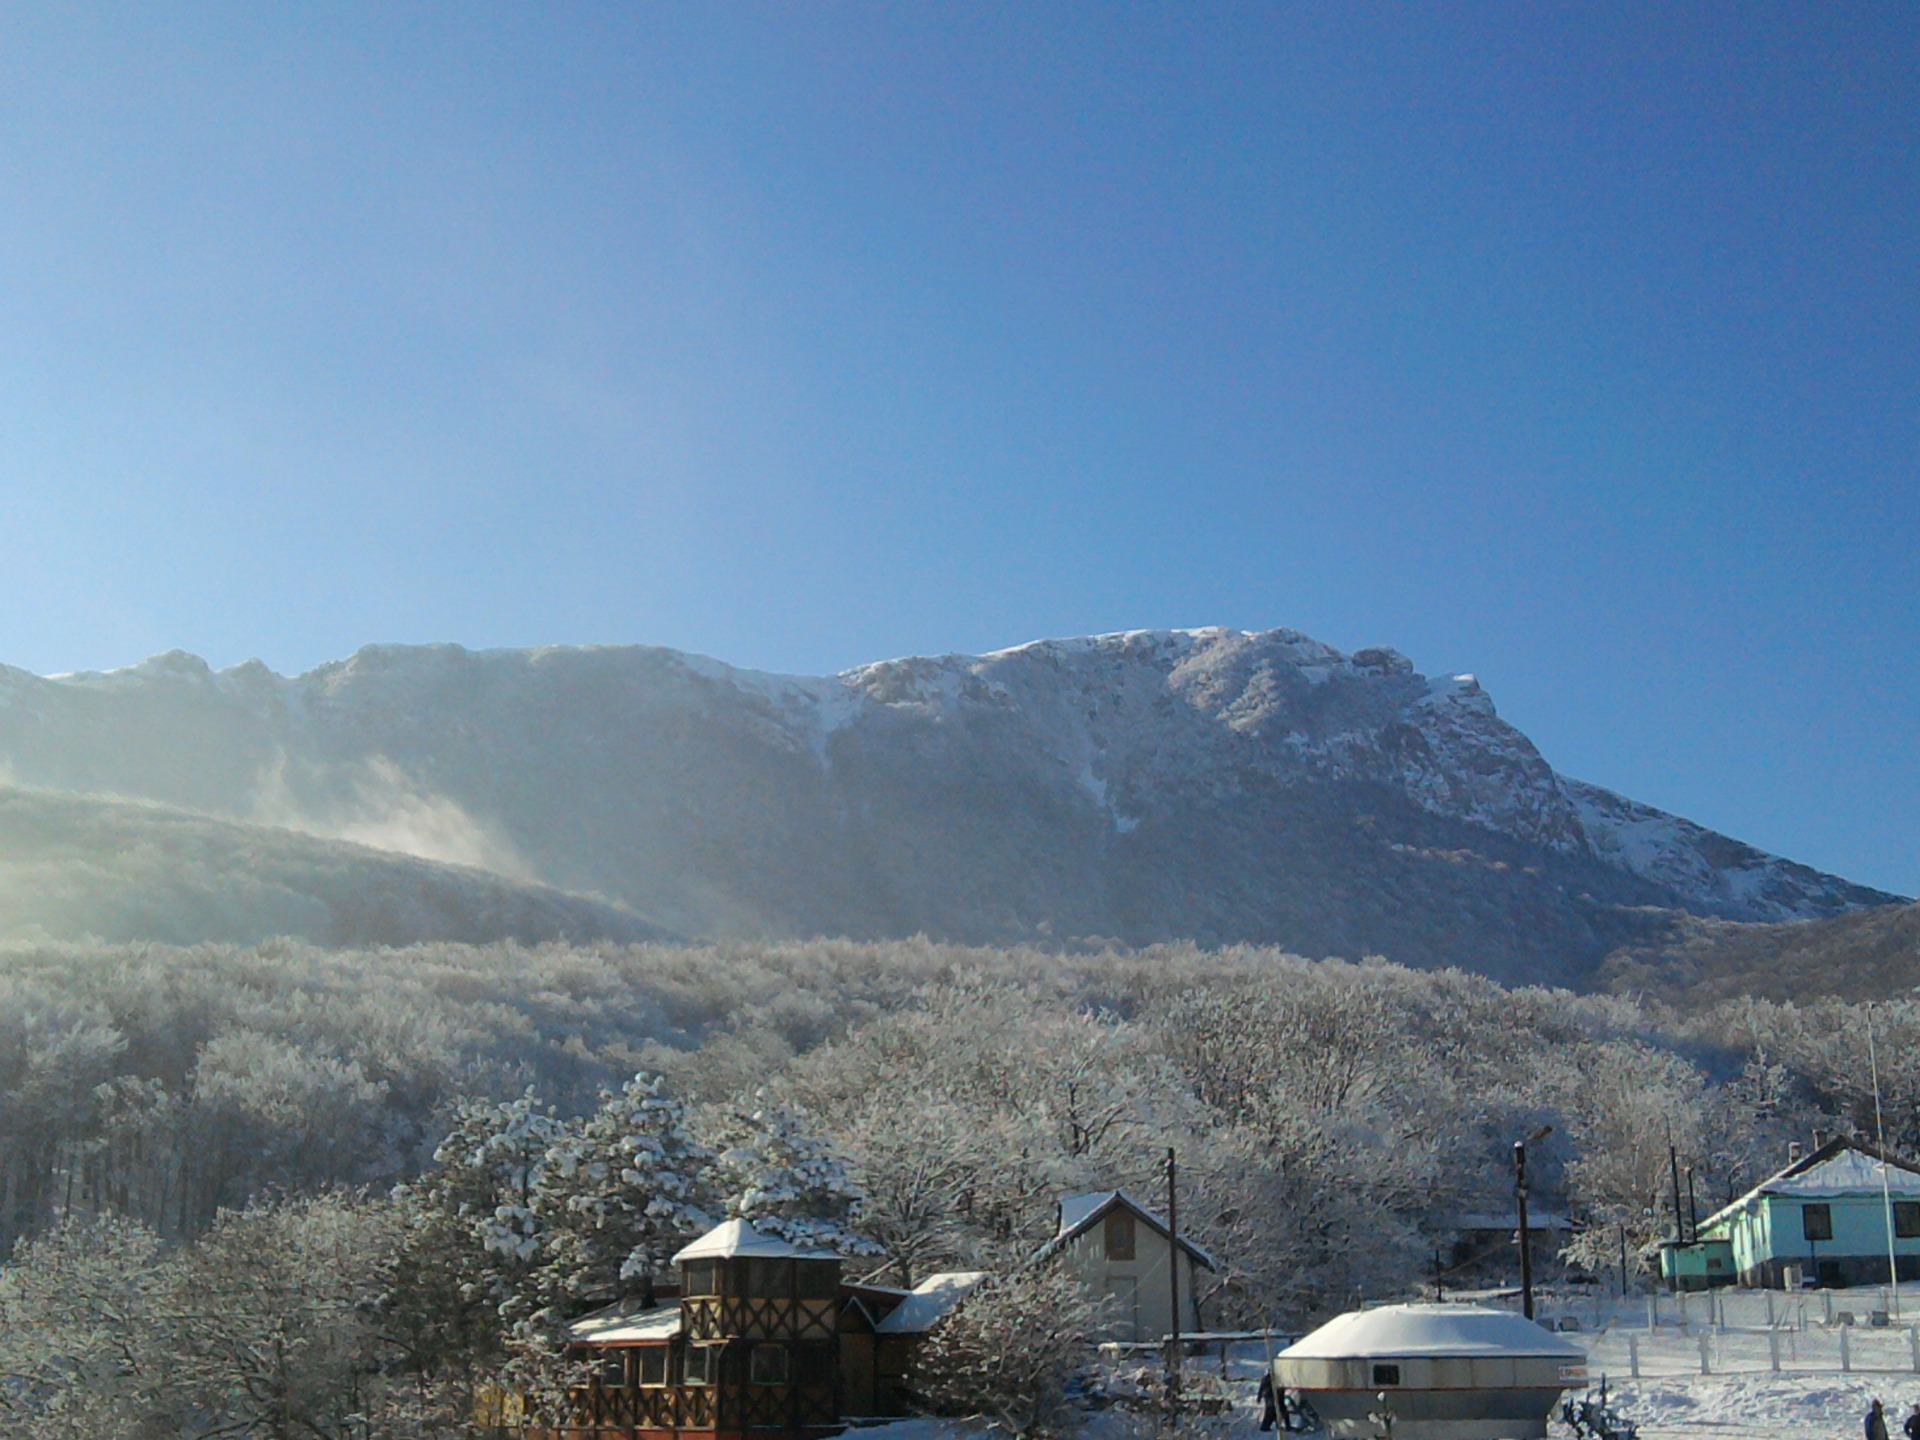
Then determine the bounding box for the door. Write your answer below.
[1105,1276,1140,1341]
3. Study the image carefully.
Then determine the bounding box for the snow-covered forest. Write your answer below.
[2,936,1915,1437]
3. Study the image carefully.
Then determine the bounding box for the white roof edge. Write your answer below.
[1280,1304,1584,1361]
[1045,1190,1219,1270]
[671,1218,841,1263]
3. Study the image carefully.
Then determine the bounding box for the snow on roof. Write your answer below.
[874,1272,988,1334]
[1764,1147,1920,1197]
[1281,1304,1584,1361]
[1456,1211,1572,1232]
[568,1303,682,1346]
[1704,1139,1920,1231]
[672,1218,842,1263]
[1034,1190,1218,1271]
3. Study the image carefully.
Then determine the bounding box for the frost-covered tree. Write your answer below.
[0,1212,162,1440]
[387,1089,566,1378]
[154,1194,402,1440]
[703,1096,876,1256]
[839,1095,981,1285]
[909,1265,1103,1438]
[521,1073,715,1327]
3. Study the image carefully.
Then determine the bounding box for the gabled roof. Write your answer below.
[672,1218,842,1263]
[568,1302,682,1346]
[1703,1138,1920,1232]
[874,1272,988,1334]
[1031,1190,1218,1271]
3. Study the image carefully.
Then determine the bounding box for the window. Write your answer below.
[796,1260,840,1299]
[638,1349,668,1387]
[1803,1204,1833,1242]
[1895,1203,1920,1239]
[1372,1364,1401,1386]
[684,1345,720,1386]
[748,1258,788,1295]
[750,1345,789,1385]
[1105,1209,1136,1261]
[683,1260,718,1296]
[597,1354,628,1387]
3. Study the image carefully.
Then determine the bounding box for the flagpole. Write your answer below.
[1869,1005,1901,1321]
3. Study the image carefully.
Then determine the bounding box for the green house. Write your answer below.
[1698,1138,1920,1289]
[1658,1237,1736,1291]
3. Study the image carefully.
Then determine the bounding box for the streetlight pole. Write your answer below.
[1165,1147,1182,1402]
[1515,1125,1553,1322]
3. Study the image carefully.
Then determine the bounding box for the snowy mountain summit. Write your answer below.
[0,628,1896,983]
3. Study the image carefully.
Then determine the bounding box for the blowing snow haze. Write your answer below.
[0,627,1900,983]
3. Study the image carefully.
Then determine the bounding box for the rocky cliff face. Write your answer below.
[0,628,1896,983]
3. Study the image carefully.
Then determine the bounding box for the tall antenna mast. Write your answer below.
[1869,1006,1901,1321]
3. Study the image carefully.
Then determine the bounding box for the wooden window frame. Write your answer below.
[749,1344,789,1385]
[1802,1203,1833,1242]
[684,1344,721,1386]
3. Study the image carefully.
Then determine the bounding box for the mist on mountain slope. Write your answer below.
[0,786,670,948]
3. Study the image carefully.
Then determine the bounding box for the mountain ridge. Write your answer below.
[0,628,1898,983]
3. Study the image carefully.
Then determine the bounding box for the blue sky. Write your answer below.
[1,4,1914,896]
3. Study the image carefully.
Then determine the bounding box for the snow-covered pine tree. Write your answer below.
[387,1089,565,1371]
[521,1073,715,1329]
[703,1096,880,1256]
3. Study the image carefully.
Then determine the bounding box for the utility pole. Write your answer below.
[1686,1166,1699,1245]
[1667,1123,1685,1292]
[1515,1125,1552,1322]
[1619,1221,1629,1298]
[1165,1147,1182,1401]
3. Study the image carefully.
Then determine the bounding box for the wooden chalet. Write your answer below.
[540,1219,983,1440]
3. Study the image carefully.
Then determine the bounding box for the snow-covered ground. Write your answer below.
[1576,1285,1920,1438]
[1603,1370,1913,1439]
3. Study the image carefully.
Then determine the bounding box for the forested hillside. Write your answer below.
[1601,900,1920,1006]
[3,935,1910,1284]
[6,934,1916,1436]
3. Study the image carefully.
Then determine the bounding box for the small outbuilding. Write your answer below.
[1273,1303,1587,1440]
[1031,1190,1216,1343]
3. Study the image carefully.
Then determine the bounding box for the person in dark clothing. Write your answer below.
[1902,1401,1920,1440]
[1867,1397,1890,1440]
[1255,1371,1277,1431]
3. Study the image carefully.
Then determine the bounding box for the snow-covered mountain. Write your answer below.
[0,628,1897,983]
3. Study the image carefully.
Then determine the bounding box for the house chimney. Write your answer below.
[1788,1142,1804,1166]
[1813,1129,1827,1151]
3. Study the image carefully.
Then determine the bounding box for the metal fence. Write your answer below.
[1520,1283,1920,1380]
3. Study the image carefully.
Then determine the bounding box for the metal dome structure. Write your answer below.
[1273,1303,1588,1439]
